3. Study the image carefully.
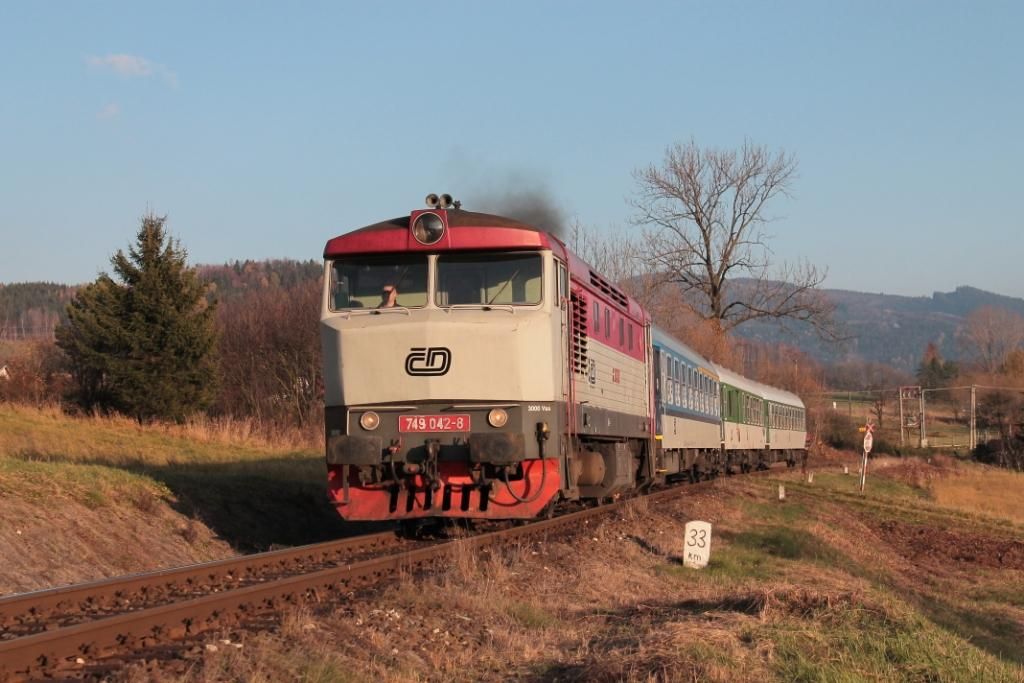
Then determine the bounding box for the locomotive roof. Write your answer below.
[323,209,569,260]
[355,210,538,232]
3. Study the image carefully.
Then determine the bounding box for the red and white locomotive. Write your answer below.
[320,196,806,521]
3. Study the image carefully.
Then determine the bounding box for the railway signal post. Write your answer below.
[860,422,874,492]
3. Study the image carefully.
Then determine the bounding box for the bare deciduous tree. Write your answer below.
[959,306,1024,374]
[569,219,657,302]
[631,140,837,338]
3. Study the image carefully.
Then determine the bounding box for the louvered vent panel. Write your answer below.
[571,292,588,375]
[588,270,628,308]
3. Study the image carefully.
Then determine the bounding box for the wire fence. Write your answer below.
[812,385,1024,453]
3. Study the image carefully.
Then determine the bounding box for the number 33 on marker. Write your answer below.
[683,520,712,569]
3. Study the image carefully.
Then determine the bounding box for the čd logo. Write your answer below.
[405,347,452,376]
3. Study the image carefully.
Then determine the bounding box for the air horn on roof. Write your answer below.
[425,193,459,209]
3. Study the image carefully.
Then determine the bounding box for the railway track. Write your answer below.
[0,467,790,681]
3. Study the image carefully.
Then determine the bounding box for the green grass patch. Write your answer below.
[802,471,927,500]
[739,499,808,524]
[508,601,558,629]
[730,526,839,563]
[0,455,170,506]
[765,595,1021,682]
[920,598,1024,666]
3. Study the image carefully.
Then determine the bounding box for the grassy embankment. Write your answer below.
[185,455,1024,683]
[0,404,361,594]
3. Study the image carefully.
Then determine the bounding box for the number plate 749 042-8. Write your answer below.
[398,414,471,433]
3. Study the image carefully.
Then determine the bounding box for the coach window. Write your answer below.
[605,309,611,339]
[330,255,428,310]
[619,318,624,347]
[628,323,633,351]
[679,363,687,407]
[594,301,600,333]
[673,359,680,404]
[436,252,542,306]
[663,357,670,403]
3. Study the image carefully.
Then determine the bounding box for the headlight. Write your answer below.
[359,411,380,431]
[412,212,445,245]
[487,408,509,428]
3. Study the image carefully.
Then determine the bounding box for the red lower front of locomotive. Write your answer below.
[325,408,561,520]
[326,458,560,520]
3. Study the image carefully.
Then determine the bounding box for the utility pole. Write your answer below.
[899,391,905,447]
[970,385,977,450]
[920,390,927,448]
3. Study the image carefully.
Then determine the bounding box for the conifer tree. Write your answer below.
[57,214,218,421]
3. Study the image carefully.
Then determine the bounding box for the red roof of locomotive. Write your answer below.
[323,209,569,260]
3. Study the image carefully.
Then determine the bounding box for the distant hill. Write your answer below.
[3,263,1020,373]
[733,285,1024,372]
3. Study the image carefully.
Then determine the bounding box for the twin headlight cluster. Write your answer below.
[357,408,509,431]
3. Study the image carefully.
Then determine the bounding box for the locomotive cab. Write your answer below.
[320,204,568,520]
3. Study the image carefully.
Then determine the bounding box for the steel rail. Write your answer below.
[0,530,402,634]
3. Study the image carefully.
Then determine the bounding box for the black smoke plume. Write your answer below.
[459,173,566,238]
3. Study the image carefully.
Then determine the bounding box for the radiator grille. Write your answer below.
[571,292,588,375]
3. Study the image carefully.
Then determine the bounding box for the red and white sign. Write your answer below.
[399,414,471,433]
[863,431,873,454]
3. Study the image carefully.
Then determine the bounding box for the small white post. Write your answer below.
[778,484,786,501]
[860,450,868,492]
[683,521,712,569]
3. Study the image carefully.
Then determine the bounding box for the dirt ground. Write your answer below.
[873,518,1024,570]
[0,493,232,595]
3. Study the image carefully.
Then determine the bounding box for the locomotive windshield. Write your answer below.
[330,255,428,309]
[436,252,542,306]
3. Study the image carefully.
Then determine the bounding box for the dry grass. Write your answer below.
[137,459,1024,683]
[929,466,1024,525]
[0,403,319,466]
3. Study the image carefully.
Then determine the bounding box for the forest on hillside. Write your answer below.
[0,260,322,341]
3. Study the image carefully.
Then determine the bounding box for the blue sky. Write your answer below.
[1,1,1021,297]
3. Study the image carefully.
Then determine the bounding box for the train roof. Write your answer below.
[324,209,569,260]
[712,363,804,408]
[651,326,717,374]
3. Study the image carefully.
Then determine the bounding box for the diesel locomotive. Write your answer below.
[320,195,806,521]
